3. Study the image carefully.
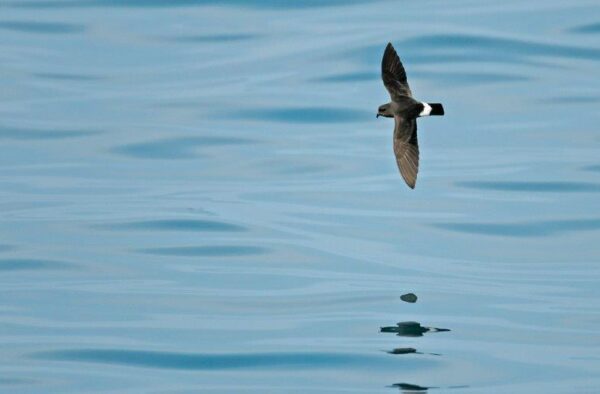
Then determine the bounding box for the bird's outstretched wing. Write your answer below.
[393,116,419,188]
[382,42,412,101]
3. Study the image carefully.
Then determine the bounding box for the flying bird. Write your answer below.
[377,42,444,189]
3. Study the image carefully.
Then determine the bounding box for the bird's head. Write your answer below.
[377,103,393,118]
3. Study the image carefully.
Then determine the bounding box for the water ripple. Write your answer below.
[0,20,85,34]
[0,126,99,140]
[584,164,600,172]
[544,95,600,104]
[0,245,14,253]
[97,219,245,232]
[570,22,600,34]
[456,181,600,192]
[354,33,600,68]
[401,34,600,61]
[112,136,253,159]
[0,378,35,386]
[418,71,529,85]
[139,245,267,257]
[7,0,374,9]
[434,218,600,237]
[317,70,528,86]
[237,107,369,124]
[33,72,103,81]
[314,72,378,83]
[166,33,257,43]
[0,258,73,271]
[32,348,429,370]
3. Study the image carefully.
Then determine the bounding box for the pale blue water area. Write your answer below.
[1,0,599,392]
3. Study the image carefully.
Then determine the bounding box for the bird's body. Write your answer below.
[377,42,444,189]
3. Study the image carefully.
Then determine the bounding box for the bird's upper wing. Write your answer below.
[381,42,412,101]
[393,116,419,189]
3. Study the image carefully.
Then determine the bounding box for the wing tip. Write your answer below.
[399,171,417,189]
[382,42,397,72]
[385,42,395,54]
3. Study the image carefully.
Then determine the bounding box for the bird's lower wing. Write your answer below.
[393,117,419,189]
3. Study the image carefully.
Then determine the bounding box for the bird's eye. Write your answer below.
[379,107,384,112]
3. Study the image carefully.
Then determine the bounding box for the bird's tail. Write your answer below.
[428,103,444,116]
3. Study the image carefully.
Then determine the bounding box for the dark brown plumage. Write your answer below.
[382,43,419,188]
[382,42,412,99]
[393,117,419,189]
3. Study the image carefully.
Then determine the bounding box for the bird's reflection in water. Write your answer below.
[400,293,418,303]
[390,383,469,392]
[380,321,450,337]
[387,347,417,355]
[386,348,441,356]
[390,382,432,392]
[382,297,454,390]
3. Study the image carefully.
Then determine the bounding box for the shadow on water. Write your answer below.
[0,20,85,34]
[139,245,267,257]
[0,258,73,271]
[6,0,374,9]
[235,107,370,124]
[112,136,253,159]
[0,126,99,140]
[381,321,450,338]
[456,181,600,193]
[95,219,246,232]
[32,349,434,370]
[434,218,600,237]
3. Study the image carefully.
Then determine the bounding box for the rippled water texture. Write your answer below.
[1,0,599,392]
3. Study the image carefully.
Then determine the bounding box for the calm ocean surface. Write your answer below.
[1,0,599,392]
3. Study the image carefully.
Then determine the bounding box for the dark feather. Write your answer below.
[393,116,419,188]
[381,42,412,101]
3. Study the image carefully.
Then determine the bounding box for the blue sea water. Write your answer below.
[0,0,599,392]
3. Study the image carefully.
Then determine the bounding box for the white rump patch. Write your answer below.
[419,103,432,116]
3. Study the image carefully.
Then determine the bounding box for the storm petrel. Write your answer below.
[377,42,444,189]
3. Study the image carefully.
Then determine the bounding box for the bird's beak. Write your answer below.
[376,114,380,118]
